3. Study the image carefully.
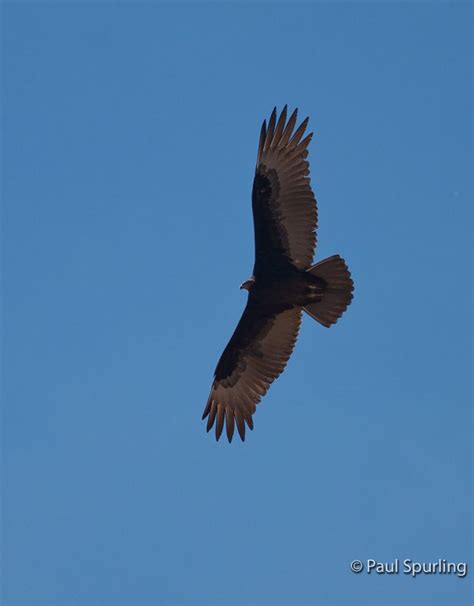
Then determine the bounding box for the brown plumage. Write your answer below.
[202,106,354,442]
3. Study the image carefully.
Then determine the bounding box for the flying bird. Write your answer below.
[202,106,354,442]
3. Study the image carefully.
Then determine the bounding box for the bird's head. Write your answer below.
[240,276,255,291]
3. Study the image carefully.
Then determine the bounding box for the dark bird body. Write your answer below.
[203,107,354,442]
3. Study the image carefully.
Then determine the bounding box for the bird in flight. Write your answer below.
[202,106,354,442]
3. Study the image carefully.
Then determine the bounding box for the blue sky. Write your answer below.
[2,2,472,605]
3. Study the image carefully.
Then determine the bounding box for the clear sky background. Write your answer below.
[2,2,472,605]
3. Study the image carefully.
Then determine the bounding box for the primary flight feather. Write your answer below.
[202,106,354,442]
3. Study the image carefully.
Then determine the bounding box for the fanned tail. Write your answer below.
[303,255,354,327]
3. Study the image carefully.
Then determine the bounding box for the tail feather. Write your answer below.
[304,255,353,327]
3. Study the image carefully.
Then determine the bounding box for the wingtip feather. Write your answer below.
[215,404,225,440]
[288,116,309,149]
[226,408,235,442]
[280,108,298,147]
[206,400,217,432]
[265,107,277,151]
[235,410,246,441]
[257,119,267,165]
[272,105,288,147]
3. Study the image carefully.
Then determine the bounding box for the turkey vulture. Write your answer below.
[202,106,354,442]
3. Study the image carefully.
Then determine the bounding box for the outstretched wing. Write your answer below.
[202,302,302,442]
[252,106,317,275]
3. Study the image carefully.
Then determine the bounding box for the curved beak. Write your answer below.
[240,278,255,291]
